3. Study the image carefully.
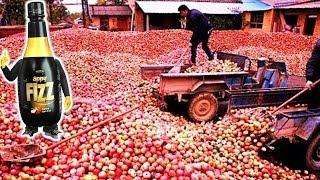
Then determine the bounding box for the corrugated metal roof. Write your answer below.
[89,5,132,16]
[136,1,242,14]
[136,0,272,14]
[272,0,317,7]
[138,0,241,2]
[241,0,272,11]
[276,1,320,9]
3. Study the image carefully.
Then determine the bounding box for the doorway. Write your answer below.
[100,17,109,31]
[304,15,317,36]
[149,14,180,30]
[285,15,298,27]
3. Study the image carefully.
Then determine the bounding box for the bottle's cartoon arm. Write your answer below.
[56,59,72,112]
[1,50,22,82]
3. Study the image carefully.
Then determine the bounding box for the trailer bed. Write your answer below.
[140,51,251,80]
[160,71,249,77]
[140,64,190,80]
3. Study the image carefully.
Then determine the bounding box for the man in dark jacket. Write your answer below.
[0,14,8,26]
[178,5,213,64]
[305,39,320,109]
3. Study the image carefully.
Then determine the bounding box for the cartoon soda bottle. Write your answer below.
[0,1,72,139]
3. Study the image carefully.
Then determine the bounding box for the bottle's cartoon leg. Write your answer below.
[22,125,38,137]
[43,124,61,139]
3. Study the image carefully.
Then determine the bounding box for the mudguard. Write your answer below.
[295,116,320,141]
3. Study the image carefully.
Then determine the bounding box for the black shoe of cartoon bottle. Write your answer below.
[43,124,61,140]
[23,126,38,137]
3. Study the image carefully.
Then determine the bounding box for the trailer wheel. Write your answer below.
[188,93,218,122]
[305,133,320,171]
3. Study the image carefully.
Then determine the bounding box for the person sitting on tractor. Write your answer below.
[305,39,320,109]
[178,5,214,64]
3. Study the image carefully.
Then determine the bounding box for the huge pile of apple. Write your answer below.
[0,29,318,179]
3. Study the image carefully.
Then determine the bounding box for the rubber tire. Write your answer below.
[188,92,218,122]
[305,133,320,171]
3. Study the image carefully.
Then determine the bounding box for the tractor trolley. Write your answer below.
[140,51,308,122]
[140,51,320,171]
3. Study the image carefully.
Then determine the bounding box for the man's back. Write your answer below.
[187,9,211,33]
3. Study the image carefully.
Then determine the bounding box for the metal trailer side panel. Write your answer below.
[227,87,307,109]
[296,116,320,141]
[159,72,249,96]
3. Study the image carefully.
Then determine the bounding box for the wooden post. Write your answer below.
[130,11,135,31]
[128,0,135,31]
[269,9,275,32]
[279,11,286,31]
[82,0,90,28]
[146,14,149,31]
[272,11,278,32]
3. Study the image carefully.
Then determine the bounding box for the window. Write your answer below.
[250,12,264,29]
